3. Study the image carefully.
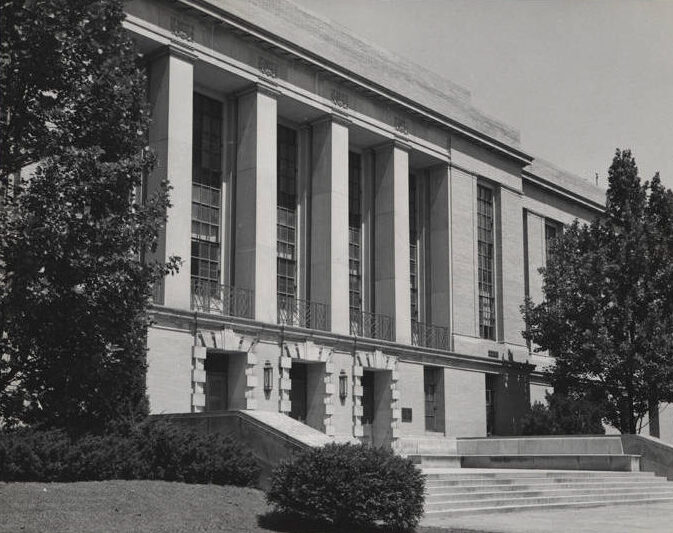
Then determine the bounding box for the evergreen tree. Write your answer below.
[0,0,177,433]
[524,150,673,434]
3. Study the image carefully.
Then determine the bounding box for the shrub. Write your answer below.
[0,428,70,481]
[521,392,606,435]
[267,443,425,531]
[0,420,259,486]
[131,420,260,486]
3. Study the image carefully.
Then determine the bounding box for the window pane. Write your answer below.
[477,185,495,340]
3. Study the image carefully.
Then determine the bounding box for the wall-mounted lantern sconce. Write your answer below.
[339,370,348,401]
[263,361,273,393]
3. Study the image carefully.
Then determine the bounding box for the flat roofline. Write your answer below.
[523,158,606,212]
[175,0,532,164]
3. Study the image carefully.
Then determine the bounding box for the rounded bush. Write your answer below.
[266,443,425,531]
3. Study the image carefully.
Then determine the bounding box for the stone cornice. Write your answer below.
[522,169,605,213]
[150,305,536,374]
[156,0,533,167]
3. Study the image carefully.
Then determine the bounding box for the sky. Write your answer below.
[293,0,673,190]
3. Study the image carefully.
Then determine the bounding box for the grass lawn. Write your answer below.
[0,481,484,533]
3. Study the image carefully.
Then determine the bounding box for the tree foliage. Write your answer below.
[0,0,177,433]
[523,150,673,434]
[521,392,605,436]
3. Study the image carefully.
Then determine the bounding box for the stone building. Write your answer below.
[126,0,611,447]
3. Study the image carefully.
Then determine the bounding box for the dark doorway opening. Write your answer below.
[290,362,308,423]
[361,370,375,424]
[205,353,228,411]
[486,373,496,436]
[424,367,439,432]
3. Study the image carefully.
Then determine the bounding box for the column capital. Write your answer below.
[236,81,281,100]
[310,111,352,129]
[372,137,412,154]
[144,41,198,65]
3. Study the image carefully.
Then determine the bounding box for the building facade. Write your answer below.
[127,0,609,447]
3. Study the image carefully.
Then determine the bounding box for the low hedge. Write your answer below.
[266,443,425,531]
[0,420,259,486]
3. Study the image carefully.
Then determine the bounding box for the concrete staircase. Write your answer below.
[424,469,673,516]
[397,436,673,515]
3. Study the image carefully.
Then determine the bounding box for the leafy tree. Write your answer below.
[0,0,177,433]
[521,392,605,436]
[523,150,673,434]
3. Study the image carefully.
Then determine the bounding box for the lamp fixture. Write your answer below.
[263,361,273,393]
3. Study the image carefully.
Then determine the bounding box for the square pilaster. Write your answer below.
[234,85,278,324]
[374,141,411,344]
[147,45,195,310]
[311,116,350,335]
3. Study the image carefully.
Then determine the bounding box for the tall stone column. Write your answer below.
[147,45,195,310]
[450,167,478,337]
[498,188,526,349]
[428,164,451,336]
[374,141,411,344]
[311,116,350,335]
[234,85,278,323]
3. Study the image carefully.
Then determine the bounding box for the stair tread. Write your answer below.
[427,485,673,496]
[426,490,673,506]
[424,495,673,515]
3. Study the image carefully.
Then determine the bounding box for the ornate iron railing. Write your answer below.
[277,295,329,331]
[191,281,254,319]
[350,310,394,341]
[411,320,450,350]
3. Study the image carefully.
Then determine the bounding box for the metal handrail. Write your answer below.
[191,280,254,319]
[277,295,329,331]
[411,320,450,350]
[350,309,394,341]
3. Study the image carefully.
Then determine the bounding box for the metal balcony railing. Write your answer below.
[412,320,450,350]
[191,281,254,319]
[350,309,394,341]
[277,295,329,331]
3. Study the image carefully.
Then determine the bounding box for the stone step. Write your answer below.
[425,490,673,511]
[409,454,462,468]
[421,469,655,480]
[425,480,671,494]
[424,495,673,516]
[425,474,658,487]
[425,486,673,503]
[460,453,640,471]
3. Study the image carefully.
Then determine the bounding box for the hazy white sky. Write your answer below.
[293,0,673,190]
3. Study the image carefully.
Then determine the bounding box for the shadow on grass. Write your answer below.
[258,511,413,533]
[258,512,487,533]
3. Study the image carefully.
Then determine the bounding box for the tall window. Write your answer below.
[349,152,362,316]
[277,125,298,302]
[545,221,558,264]
[409,176,419,322]
[477,185,495,340]
[191,94,222,292]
